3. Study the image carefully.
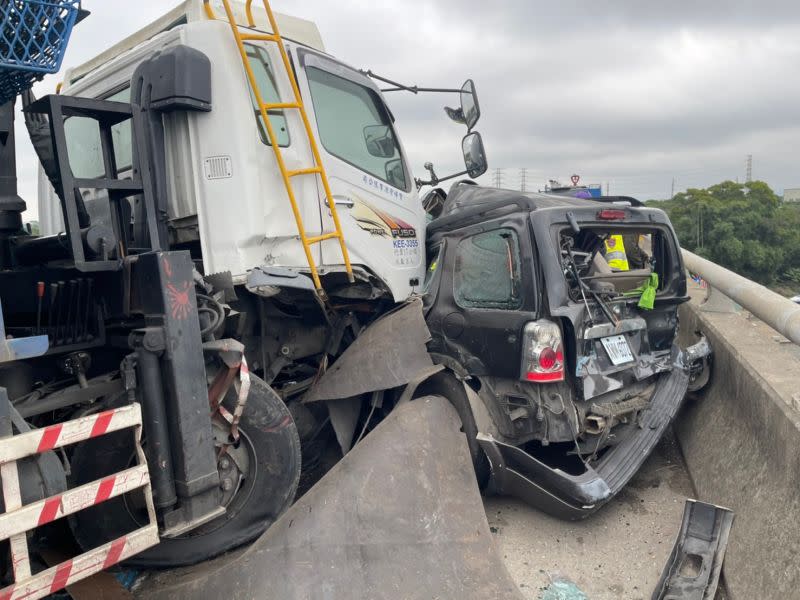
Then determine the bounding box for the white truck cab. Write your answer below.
[39,0,437,302]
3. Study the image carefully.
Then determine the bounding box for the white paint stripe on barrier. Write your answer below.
[0,464,150,542]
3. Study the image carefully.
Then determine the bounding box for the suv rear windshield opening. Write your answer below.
[559,226,673,302]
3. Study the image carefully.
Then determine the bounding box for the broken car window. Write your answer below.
[454,229,522,309]
[559,227,670,301]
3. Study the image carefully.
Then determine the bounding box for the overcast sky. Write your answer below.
[12,0,800,219]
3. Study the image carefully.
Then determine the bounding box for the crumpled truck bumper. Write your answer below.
[478,338,711,520]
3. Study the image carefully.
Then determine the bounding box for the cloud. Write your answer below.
[12,0,800,222]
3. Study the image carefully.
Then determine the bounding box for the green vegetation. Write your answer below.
[648,181,800,288]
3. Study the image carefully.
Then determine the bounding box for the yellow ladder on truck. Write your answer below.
[203,0,354,297]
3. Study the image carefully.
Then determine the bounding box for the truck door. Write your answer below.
[295,48,425,301]
[427,219,539,380]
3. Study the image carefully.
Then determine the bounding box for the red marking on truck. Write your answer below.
[37,496,62,526]
[263,415,291,433]
[166,281,192,320]
[90,410,114,438]
[94,476,116,504]
[36,424,62,453]
[103,537,127,569]
[50,560,72,594]
[162,257,173,278]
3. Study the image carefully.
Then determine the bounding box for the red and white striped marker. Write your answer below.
[0,404,141,465]
[0,402,159,599]
[0,524,159,600]
[0,464,149,541]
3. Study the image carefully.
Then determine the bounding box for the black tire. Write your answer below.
[69,372,301,567]
[415,373,490,488]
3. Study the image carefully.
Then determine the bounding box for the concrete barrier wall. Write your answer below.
[676,289,800,600]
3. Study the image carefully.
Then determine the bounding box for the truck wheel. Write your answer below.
[415,373,490,488]
[68,372,301,567]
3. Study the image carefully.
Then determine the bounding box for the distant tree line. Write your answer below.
[647,181,800,287]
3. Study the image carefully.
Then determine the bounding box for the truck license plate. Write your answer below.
[600,335,634,366]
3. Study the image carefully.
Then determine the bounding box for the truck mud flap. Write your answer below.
[652,499,734,600]
[137,396,524,600]
[478,364,690,520]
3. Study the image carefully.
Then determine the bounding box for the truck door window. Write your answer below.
[306,66,409,192]
[244,44,290,147]
[454,229,522,309]
[108,87,132,171]
[63,117,104,178]
[64,87,131,178]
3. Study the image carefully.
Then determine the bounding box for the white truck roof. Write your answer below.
[65,0,324,86]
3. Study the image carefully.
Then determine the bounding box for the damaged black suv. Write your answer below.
[420,182,710,519]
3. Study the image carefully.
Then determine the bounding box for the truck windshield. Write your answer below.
[306,66,409,192]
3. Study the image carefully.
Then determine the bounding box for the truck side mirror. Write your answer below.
[462,131,487,178]
[444,79,480,130]
[460,79,480,131]
[385,158,407,190]
[364,124,396,158]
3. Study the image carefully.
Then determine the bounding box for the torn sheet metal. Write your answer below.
[305,298,434,402]
[137,397,525,600]
[578,346,675,401]
[326,396,361,455]
[651,499,734,600]
[684,336,713,393]
[245,266,316,297]
[480,365,689,520]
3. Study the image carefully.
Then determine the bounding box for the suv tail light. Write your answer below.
[521,320,564,383]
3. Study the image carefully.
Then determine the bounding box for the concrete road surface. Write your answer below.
[486,430,728,600]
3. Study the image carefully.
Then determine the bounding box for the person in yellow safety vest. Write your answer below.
[603,234,629,271]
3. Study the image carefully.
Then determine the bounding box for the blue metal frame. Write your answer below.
[0,1,81,104]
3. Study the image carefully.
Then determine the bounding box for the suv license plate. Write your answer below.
[601,335,634,366]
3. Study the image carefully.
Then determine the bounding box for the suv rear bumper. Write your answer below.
[477,341,709,520]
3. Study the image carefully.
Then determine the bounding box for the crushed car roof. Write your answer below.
[440,183,600,218]
[428,183,644,236]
